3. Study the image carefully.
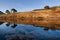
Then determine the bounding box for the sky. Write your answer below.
[0,0,60,12]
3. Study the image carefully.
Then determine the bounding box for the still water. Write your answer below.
[0,22,60,40]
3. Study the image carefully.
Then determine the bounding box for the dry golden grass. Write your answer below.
[0,7,60,30]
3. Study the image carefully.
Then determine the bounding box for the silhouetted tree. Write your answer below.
[0,11,4,14]
[11,8,17,13]
[5,10,10,14]
[44,6,50,9]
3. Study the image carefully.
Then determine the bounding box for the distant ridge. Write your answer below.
[33,6,60,11]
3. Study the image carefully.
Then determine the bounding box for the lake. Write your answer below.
[0,22,60,40]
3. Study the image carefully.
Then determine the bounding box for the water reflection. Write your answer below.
[11,24,17,28]
[0,22,60,40]
[0,22,4,25]
[6,23,17,28]
[6,23,10,26]
[5,34,35,40]
[43,27,49,31]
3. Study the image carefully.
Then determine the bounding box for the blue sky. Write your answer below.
[0,0,60,12]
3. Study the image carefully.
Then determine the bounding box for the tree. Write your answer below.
[11,8,17,13]
[5,10,10,14]
[0,11,4,14]
[44,6,50,9]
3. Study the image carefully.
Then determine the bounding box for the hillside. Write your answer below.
[0,6,60,30]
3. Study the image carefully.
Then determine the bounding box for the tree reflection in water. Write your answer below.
[0,22,4,25]
[6,23,17,28]
[6,23,10,26]
[43,27,49,31]
[11,24,17,28]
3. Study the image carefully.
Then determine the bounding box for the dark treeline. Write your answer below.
[0,8,17,14]
[5,8,17,14]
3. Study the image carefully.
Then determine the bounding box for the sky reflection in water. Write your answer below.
[0,22,60,40]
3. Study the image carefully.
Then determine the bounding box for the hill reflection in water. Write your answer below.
[0,22,60,40]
